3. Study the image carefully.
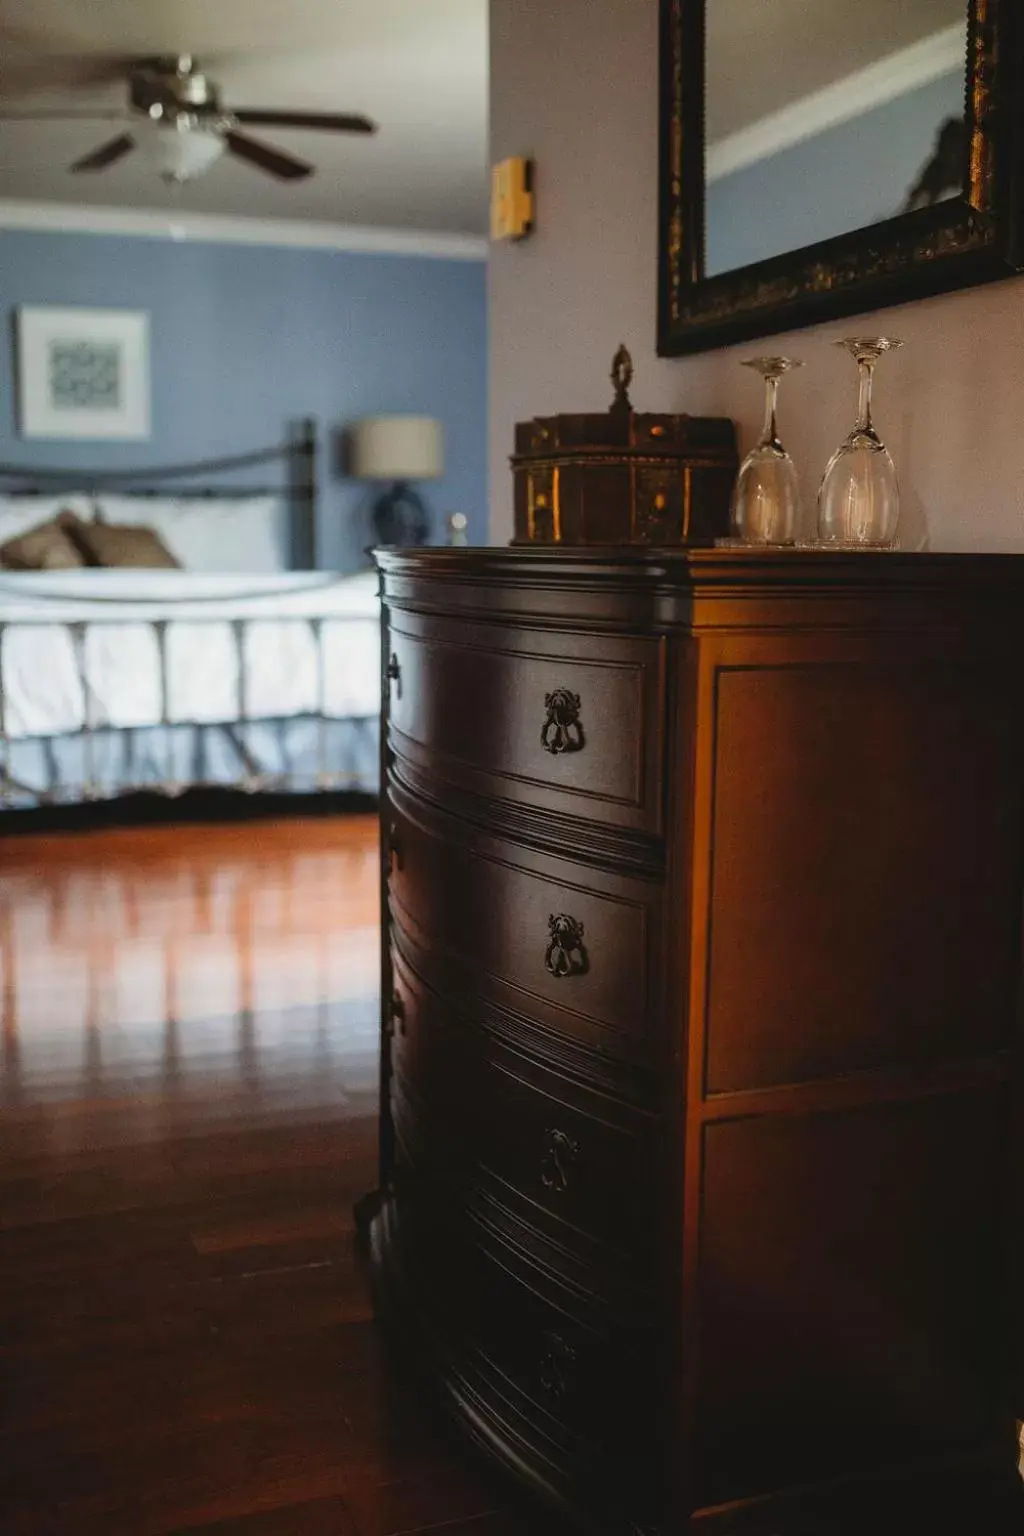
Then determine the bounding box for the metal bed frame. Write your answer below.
[0,417,317,565]
[0,421,376,808]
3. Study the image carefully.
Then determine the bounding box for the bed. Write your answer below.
[0,423,381,811]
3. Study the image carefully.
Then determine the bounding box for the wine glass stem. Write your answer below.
[760,374,781,450]
[856,360,875,434]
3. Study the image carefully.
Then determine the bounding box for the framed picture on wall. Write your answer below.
[16,306,151,440]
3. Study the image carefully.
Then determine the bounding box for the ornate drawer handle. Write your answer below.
[389,993,406,1036]
[541,688,584,755]
[545,914,588,978]
[386,653,402,697]
[540,1128,580,1194]
[539,1330,577,1400]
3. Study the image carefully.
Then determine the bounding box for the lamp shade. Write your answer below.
[351,416,444,481]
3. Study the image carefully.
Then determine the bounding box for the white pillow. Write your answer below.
[0,494,95,543]
[95,494,286,574]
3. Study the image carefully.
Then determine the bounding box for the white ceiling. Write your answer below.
[707,0,967,141]
[0,2,969,232]
[0,0,489,234]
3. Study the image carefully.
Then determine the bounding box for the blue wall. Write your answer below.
[0,227,488,570]
[707,69,965,277]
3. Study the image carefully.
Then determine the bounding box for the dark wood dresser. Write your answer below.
[368,547,1024,1534]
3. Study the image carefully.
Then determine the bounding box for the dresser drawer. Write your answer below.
[388,1060,479,1208]
[389,938,657,1267]
[385,608,665,836]
[388,780,661,1062]
[471,1040,657,1265]
[388,941,467,1111]
[455,1214,653,1463]
[381,1173,656,1522]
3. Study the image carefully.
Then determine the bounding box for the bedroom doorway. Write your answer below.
[0,2,501,1529]
[0,0,487,811]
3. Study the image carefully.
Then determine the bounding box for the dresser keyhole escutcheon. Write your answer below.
[541,688,584,755]
[545,914,589,978]
[541,1128,580,1194]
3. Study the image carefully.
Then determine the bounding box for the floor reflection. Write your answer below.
[0,816,381,1138]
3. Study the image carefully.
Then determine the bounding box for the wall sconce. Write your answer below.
[491,157,534,242]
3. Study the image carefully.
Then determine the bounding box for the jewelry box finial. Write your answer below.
[610,344,634,413]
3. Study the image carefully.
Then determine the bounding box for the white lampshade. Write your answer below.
[351,416,444,481]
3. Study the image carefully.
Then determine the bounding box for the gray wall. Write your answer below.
[489,0,1024,553]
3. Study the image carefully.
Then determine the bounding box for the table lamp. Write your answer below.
[350,416,444,546]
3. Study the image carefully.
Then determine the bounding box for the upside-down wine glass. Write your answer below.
[817,337,903,547]
[729,356,803,545]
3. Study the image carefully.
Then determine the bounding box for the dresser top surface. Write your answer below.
[375,544,1024,599]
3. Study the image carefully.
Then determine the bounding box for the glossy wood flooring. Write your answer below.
[0,815,570,1536]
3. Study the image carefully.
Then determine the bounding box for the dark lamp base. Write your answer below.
[371,481,431,546]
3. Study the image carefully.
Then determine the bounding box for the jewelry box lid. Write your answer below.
[511,346,737,463]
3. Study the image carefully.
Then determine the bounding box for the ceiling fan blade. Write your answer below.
[0,31,132,101]
[0,110,131,121]
[232,109,376,136]
[0,60,128,96]
[70,133,136,173]
[225,129,312,181]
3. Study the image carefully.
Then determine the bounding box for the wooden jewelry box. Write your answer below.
[510,346,738,546]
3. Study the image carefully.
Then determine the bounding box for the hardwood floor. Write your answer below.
[5,815,1016,1535]
[0,815,570,1536]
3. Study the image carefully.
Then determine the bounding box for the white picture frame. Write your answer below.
[16,306,151,441]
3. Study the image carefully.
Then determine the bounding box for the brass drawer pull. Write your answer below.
[386,653,402,697]
[541,688,584,755]
[539,1330,576,1400]
[540,1128,580,1194]
[545,914,588,978]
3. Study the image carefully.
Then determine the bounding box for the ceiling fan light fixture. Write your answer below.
[5,51,378,185]
[137,115,225,184]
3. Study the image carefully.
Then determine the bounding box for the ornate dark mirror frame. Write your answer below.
[657,0,1024,357]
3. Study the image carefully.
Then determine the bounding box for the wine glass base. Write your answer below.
[803,539,902,551]
[714,538,903,552]
[715,536,796,549]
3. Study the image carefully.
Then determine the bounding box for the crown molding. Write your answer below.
[707,21,968,183]
[0,198,488,260]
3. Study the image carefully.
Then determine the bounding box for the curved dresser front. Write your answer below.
[368,547,1024,1535]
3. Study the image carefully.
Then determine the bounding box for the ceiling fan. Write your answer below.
[0,53,377,183]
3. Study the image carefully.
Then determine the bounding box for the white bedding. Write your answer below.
[0,569,380,740]
[0,492,288,575]
[0,494,95,543]
[95,494,287,574]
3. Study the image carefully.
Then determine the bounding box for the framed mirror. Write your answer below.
[658,0,1024,356]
